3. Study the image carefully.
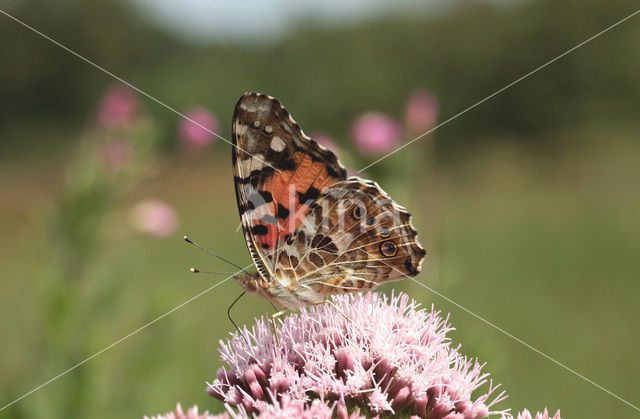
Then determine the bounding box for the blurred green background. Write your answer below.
[1,0,639,417]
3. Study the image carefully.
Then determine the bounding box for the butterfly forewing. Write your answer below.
[232,93,347,281]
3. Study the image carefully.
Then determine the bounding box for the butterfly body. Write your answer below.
[232,93,425,310]
[235,271,323,310]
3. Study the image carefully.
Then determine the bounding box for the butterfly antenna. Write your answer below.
[183,235,250,275]
[228,291,249,344]
[189,268,235,275]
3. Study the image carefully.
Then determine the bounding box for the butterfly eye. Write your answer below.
[379,226,390,237]
[380,241,397,257]
[352,206,366,220]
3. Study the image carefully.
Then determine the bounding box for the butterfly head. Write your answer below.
[234,272,264,295]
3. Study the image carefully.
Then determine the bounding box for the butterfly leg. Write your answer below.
[270,304,288,346]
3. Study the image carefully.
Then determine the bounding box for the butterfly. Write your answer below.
[232,93,426,311]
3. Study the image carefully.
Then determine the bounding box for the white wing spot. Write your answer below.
[238,154,264,172]
[270,136,286,152]
[265,125,274,134]
[240,100,270,113]
[253,120,261,128]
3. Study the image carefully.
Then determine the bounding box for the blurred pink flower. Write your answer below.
[100,139,133,172]
[351,113,402,156]
[180,107,219,148]
[310,132,338,153]
[130,199,179,238]
[517,408,562,419]
[145,403,228,419]
[209,291,510,418]
[405,89,439,134]
[98,83,139,128]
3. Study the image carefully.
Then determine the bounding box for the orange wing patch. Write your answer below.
[271,152,338,239]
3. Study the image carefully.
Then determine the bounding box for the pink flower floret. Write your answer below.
[145,403,228,419]
[516,408,562,419]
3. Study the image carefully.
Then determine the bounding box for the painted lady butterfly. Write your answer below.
[232,93,425,310]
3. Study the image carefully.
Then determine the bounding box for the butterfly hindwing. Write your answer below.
[232,93,348,280]
[273,178,426,300]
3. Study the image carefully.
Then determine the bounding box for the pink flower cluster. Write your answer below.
[209,291,510,418]
[96,83,140,172]
[130,199,179,238]
[98,83,139,128]
[179,107,220,148]
[405,89,439,135]
[351,113,403,156]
